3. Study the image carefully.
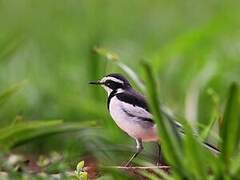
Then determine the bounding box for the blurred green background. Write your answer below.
[0,0,240,178]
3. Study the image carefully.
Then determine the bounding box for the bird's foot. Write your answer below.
[123,160,132,167]
[156,161,162,167]
[156,158,167,166]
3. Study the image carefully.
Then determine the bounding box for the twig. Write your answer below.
[102,166,170,170]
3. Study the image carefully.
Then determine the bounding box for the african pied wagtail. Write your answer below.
[89,73,219,166]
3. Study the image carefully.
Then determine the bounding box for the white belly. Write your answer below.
[109,96,158,142]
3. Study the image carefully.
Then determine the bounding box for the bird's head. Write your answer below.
[89,73,131,95]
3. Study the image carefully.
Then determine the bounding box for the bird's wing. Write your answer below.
[116,90,220,154]
[116,90,184,127]
[115,90,154,123]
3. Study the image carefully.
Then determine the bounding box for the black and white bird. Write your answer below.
[89,73,219,166]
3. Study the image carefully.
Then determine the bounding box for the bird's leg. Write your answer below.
[156,143,165,166]
[125,139,143,167]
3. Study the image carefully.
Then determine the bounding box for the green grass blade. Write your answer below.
[0,80,27,107]
[116,62,145,92]
[181,119,208,178]
[200,88,220,141]
[93,47,119,61]
[0,120,62,150]
[0,31,25,62]
[94,47,145,92]
[141,62,185,178]
[230,153,240,176]
[184,60,217,122]
[220,83,240,167]
[0,120,96,150]
[137,161,173,180]
[200,116,218,141]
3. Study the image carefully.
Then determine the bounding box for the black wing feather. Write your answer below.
[115,89,154,123]
[116,89,150,112]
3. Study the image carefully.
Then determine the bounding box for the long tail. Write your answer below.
[203,142,220,154]
[161,106,220,154]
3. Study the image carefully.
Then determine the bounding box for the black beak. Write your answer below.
[89,81,103,85]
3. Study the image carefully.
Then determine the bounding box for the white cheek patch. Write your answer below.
[101,86,124,96]
[101,84,112,95]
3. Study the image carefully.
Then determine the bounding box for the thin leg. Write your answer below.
[125,139,143,167]
[156,143,165,166]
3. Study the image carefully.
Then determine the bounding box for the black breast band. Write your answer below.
[107,90,117,110]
